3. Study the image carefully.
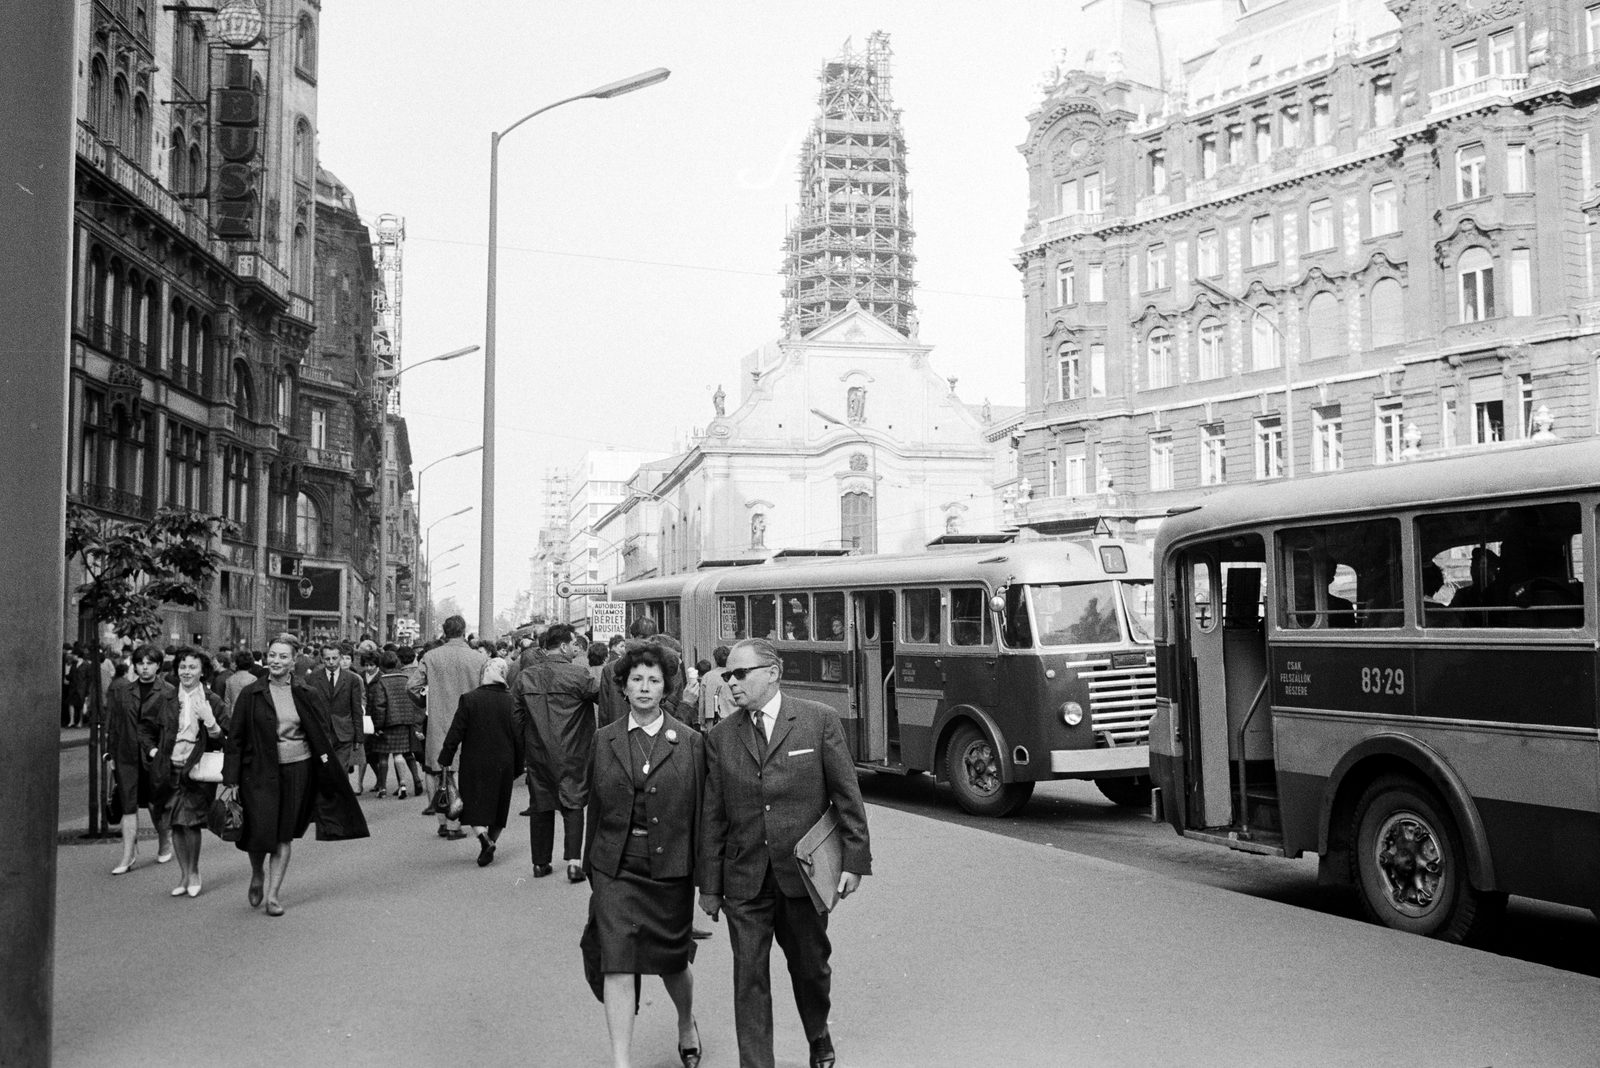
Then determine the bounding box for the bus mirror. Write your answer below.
[990,593,1007,613]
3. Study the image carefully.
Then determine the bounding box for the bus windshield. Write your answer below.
[1028,581,1147,647]
[1119,580,1156,643]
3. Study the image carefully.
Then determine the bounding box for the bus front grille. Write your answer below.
[1077,657,1157,748]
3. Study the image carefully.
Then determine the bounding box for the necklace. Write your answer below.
[630,723,659,776]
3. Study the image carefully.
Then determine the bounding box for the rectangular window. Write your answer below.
[950,588,993,647]
[1489,29,1518,75]
[1057,262,1076,306]
[1064,452,1087,496]
[1417,503,1583,628]
[1086,263,1105,302]
[1251,215,1274,264]
[1149,148,1167,195]
[310,407,327,450]
[1372,75,1394,127]
[1146,243,1168,290]
[1199,132,1218,178]
[1520,373,1535,437]
[1458,144,1486,200]
[1442,391,1458,448]
[1047,458,1060,496]
[1375,399,1404,465]
[814,591,846,642]
[1308,199,1334,251]
[1059,346,1082,400]
[1506,143,1528,193]
[1058,178,1079,215]
[1470,375,1504,444]
[1281,105,1301,148]
[781,592,811,641]
[902,587,942,644]
[1081,172,1103,213]
[1254,416,1284,479]
[1279,519,1404,629]
[1147,331,1172,388]
[1149,433,1173,491]
[1459,250,1495,322]
[1197,318,1225,378]
[1510,247,1532,315]
[1197,230,1220,278]
[1370,182,1398,234]
[1311,96,1332,144]
[748,593,778,641]
[1227,124,1245,165]
[1251,309,1280,370]
[1590,5,1600,54]
[1253,115,1273,162]
[718,596,748,640]
[1089,344,1106,396]
[1200,425,1227,485]
[1313,408,1344,471]
[1453,41,1481,84]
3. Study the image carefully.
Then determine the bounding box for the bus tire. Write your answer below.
[945,723,1033,817]
[1350,774,1505,944]
[1096,775,1153,809]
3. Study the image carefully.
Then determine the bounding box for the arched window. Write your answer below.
[198,316,214,393]
[841,491,876,552]
[168,299,184,372]
[1058,343,1082,400]
[294,119,315,183]
[1146,328,1173,389]
[125,269,143,358]
[188,143,203,197]
[111,75,129,149]
[168,128,186,193]
[1250,305,1281,370]
[1458,247,1495,322]
[1197,316,1225,379]
[189,23,206,90]
[291,223,311,294]
[296,492,322,556]
[89,57,107,133]
[232,360,252,420]
[1370,278,1403,347]
[296,14,317,73]
[1306,291,1344,359]
[107,257,126,334]
[132,93,150,168]
[143,281,161,369]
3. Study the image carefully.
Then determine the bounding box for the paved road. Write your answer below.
[52,772,1600,1067]
[856,770,1600,979]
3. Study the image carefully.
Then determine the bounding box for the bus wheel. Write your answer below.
[1096,775,1153,809]
[1351,774,1504,944]
[946,724,1033,817]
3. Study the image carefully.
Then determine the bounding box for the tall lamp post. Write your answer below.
[1195,277,1294,478]
[424,506,473,639]
[412,446,481,637]
[811,407,879,552]
[479,66,671,641]
[373,345,478,643]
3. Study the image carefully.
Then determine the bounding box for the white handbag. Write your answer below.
[188,750,224,783]
[362,714,376,736]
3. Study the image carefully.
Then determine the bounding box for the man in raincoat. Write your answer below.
[512,622,599,880]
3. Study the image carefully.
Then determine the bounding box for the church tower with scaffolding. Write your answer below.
[783,32,916,339]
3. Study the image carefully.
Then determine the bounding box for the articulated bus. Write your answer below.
[614,537,1158,816]
[1150,436,1600,942]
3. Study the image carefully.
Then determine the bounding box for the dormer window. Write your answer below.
[1199,132,1218,178]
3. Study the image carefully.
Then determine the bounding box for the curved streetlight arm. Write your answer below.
[375,344,480,381]
[496,68,671,141]
[426,505,474,536]
[430,542,465,564]
[418,444,483,480]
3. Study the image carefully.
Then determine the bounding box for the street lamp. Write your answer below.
[372,345,479,644]
[412,447,481,640]
[812,407,878,552]
[424,505,473,638]
[479,66,671,641]
[1195,277,1294,478]
[431,542,465,564]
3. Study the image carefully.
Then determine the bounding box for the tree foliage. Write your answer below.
[65,506,237,642]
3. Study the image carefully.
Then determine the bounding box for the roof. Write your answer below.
[1156,437,1600,555]
[1185,0,1398,104]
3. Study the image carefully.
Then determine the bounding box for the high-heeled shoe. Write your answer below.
[111,855,137,875]
[248,879,264,908]
[264,900,284,917]
[155,848,174,864]
[170,884,188,897]
[187,877,201,898]
[679,1018,701,1068]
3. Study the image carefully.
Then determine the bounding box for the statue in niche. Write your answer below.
[945,513,962,535]
[712,384,725,418]
[846,385,866,425]
[750,512,767,550]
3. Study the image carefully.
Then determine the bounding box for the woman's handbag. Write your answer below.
[188,750,224,783]
[361,714,376,736]
[104,762,125,826]
[207,786,244,842]
[446,769,465,820]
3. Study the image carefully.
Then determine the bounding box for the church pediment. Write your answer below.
[802,302,918,348]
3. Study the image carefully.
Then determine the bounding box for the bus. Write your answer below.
[614,536,1158,816]
[1149,436,1600,942]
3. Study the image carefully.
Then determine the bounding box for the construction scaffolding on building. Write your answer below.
[530,467,570,622]
[372,213,404,412]
[783,31,917,338]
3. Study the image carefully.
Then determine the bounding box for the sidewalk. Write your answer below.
[52,790,1600,1067]
[59,725,89,750]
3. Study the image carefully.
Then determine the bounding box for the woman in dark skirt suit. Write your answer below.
[150,646,228,897]
[581,641,705,1068]
[367,649,427,799]
[108,645,176,875]
[437,657,524,866]
[223,634,368,916]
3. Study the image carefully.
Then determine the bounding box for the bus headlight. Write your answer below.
[1061,701,1084,726]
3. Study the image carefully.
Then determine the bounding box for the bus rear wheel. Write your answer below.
[945,724,1033,817]
[1096,775,1154,809]
[1351,774,1504,944]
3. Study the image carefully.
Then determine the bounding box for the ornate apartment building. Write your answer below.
[1016,0,1600,531]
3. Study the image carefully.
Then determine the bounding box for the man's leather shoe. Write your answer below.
[691,926,713,940]
[442,828,469,841]
[809,1033,835,1068]
[532,863,554,878]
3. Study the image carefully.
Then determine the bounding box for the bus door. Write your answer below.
[851,591,894,763]
[1181,549,1232,827]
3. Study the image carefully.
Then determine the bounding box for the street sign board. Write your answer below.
[590,602,626,642]
[555,581,609,598]
[394,617,419,642]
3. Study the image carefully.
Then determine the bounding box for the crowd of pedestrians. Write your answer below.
[83,611,872,1068]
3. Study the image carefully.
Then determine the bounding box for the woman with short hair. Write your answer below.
[367,649,426,799]
[223,633,368,916]
[108,645,175,875]
[151,646,227,896]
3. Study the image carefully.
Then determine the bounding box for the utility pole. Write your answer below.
[0,4,75,1063]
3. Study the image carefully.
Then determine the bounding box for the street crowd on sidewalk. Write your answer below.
[81,613,871,1068]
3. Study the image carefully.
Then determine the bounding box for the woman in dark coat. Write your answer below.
[150,646,228,897]
[437,657,524,867]
[581,641,705,1068]
[366,650,426,799]
[223,633,369,916]
[108,645,176,875]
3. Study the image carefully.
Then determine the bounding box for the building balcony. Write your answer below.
[80,315,147,365]
[304,445,355,471]
[1037,211,1105,241]
[75,482,154,520]
[297,360,346,389]
[75,122,221,256]
[208,407,236,434]
[234,250,291,305]
[1429,73,1527,114]
[287,293,315,326]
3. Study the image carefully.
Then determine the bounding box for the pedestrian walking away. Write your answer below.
[581,640,706,1068]
[222,633,369,916]
[700,638,872,1068]
[107,645,177,875]
[409,615,488,840]
[437,657,524,867]
[513,623,600,880]
[150,646,228,897]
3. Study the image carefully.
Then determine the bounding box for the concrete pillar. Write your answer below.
[253,455,270,646]
[0,4,75,1064]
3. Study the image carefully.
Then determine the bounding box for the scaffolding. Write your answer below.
[531,467,571,621]
[782,31,917,338]
[372,213,404,414]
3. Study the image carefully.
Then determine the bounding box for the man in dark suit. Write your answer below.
[699,638,872,1068]
[308,642,363,778]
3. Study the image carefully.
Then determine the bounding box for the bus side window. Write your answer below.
[663,600,682,638]
[1418,503,1583,628]
[782,594,811,641]
[718,597,747,641]
[1002,585,1033,648]
[1277,519,1402,629]
[1192,563,1215,631]
[903,588,941,644]
[814,592,846,642]
[750,594,778,640]
[950,588,991,646]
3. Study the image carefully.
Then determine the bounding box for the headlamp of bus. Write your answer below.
[1061,701,1084,726]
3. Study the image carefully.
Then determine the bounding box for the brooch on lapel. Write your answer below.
[665,729,679,744]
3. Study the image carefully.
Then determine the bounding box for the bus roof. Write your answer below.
[1156,437,1600,555]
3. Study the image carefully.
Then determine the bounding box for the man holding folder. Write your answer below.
[699,638,873,1068]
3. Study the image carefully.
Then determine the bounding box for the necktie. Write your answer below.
[752,712,767,758]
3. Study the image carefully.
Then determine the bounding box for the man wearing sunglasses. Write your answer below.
[699,638,872,1068]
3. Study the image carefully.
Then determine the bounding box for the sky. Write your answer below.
[315,1,1068,623]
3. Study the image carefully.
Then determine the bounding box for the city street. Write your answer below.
[52,762,1600,1067]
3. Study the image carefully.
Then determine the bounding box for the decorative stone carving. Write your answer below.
[105,360,145,427]
[1048,119,1107,174]
[1431,0,1522,35]
[750,512,766,550]
[848,452,869,472]
[846,385,866,425]
[712,383,725,417]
